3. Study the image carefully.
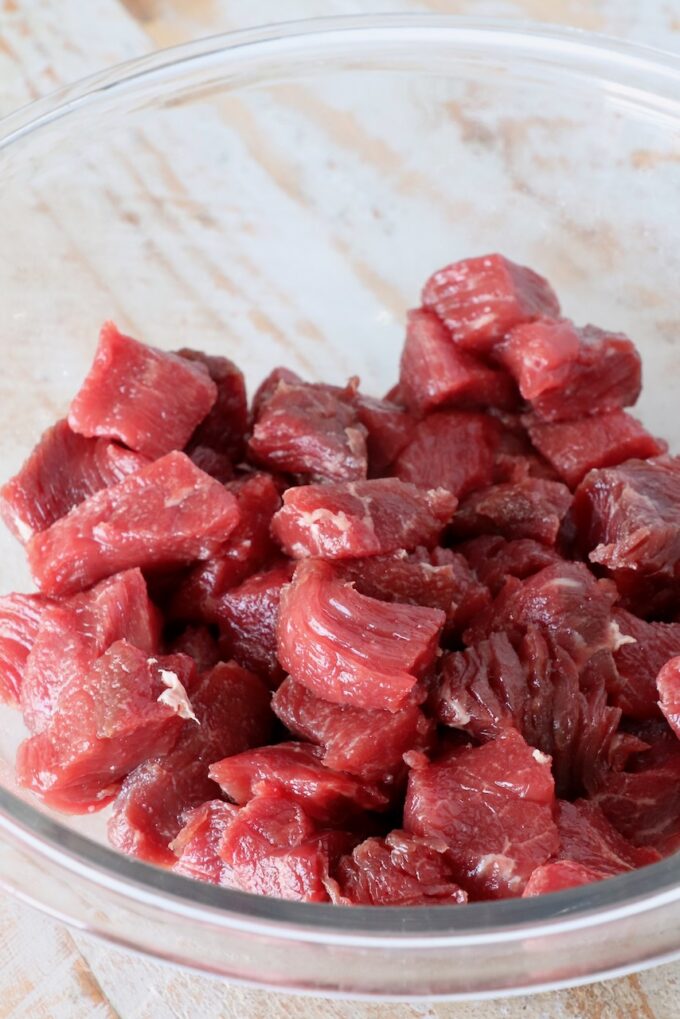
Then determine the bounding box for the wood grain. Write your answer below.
[1,2,680,1017]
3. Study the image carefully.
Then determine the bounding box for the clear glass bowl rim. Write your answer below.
[1,13,680,948]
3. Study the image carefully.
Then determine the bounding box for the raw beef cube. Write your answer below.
[329,830,468,906]
[0,593,52,706]
[213,561,294,686]
[211,742,388,824]
[393,411,499,499]
[248,377,368,482]
[177,348,248,462]
[498,318,641,422]
[21,569,160,734]
[68,322,217,458]
[166,625,221,674]
[108,662,272,863]
[522,861,606,896]
[272,677,432,783]
[338,547,490,636]
[170,472,282,624]
[17,642,195,812]
[219,793,334,902]
[354,395,416,475]
[657,657,680,739]
[251,366,302,419]
[556,799,659,874]
[451,478,572,546]
[491,416,559,484]
[525,411,666,488]
[572,457,680,579]
[172,800,239,885]
[277,559,445,712]
[608,609,680,719]
[271,478,456,560]
[404,728,559,898]
[28,451,240,596]
[465,562,619,669]
[422,254,560,353]
[0,419,149,543]
[592,736,680,848]
[459,535,563,596]
[187,445,234,483]
[399,308,517,414]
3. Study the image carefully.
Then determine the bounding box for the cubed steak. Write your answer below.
[210,742,388,825]
[177,348,248,463]
[272,676,432,783]
[0,593,52,705]
[523,861,608,896]
[248,376,368,481]
[421,254,560,354]
[498,318,641,422]
[277,559,445,712]
[572,456,680,581]
[657,657,680,739]
[108,662,272,864]
[27,451,240,596]
[68,322,217,459]
[172,800,239,885]
[608,608,680,718]
[353,394,416,475]
[459,535,563,596]
[20,569,160,735]
[16,643,196,812]
[399,308,516,414]
[0,419,148,544]
[451,478,572,546]
[328,830,468,906]
[404,728,559,899]
[393,411,499,498]
[525,411,666,488]
[271,478,456,560]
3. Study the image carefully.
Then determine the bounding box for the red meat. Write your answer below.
[498,318,641,421]
[404,728,559,899]
[170,472,281,624]
[452,478,572,546]
[21,569,160,735]
[523,861,605,897]
[592,736,680,847]
[556,799,659,873]
[277,559,444,712]
[219,793,334,902]
[166,625,221,674]
[251,366,302,419]
[108,662,272,863]
[459,535,563,596]
[465,562,619,669]
[572,456,680,580]
[68,322,217,459]
[248,377,367,482]
[27,451,240,596]
[271,478,456,560]
[210,742,388,824]
[354,395,416,475]
[17,642,195,812]
[177,348,248,462]
[213,561,294,686]
[338,546,490,636]
[399,308,517,414]
[172,800,239,885]
[329,830,468,906]
[422,254,560,354]
[272,677,432,783]
[0,593,52,706]
[657,657,680,739]
[0,420,149,543]
[525,411,666,489]
[608,608,680,718]
[393,411,499,498]
[187,445,234,483]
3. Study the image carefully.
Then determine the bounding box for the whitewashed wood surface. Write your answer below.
[2,1,680,1016]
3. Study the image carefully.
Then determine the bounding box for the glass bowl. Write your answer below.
[1,14,680,1000]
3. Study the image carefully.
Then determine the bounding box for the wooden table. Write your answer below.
[2,1,680,1016]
